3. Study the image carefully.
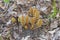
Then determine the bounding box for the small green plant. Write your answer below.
[49,0,58,19]
[4,0,10,3]
[0,36,3,40]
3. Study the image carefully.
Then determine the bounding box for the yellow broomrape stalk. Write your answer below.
[25,15,29,25]
[34,11,40,19]
[28,7,33,15]
[18,16,21,23]
[30,17,36,25]
[36,19,43,27]
[20,15,25,26]
[24,25,28,30]
[30,17,36,29]
[30,25,34,30]
[11,17,16,23]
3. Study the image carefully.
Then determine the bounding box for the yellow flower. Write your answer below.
[33,8,38,16]
[28,7,40,18]
[34,11,40,19]
[28,7,33,15]
[18,17,21,23]
[36,19,43,27]
[30,25,34,30]
[11,17,16,23]
[30,17,36,25]
[32,8,40,19]
[25,15,29,25]
[20,15,25,26]
[24,25,28,30]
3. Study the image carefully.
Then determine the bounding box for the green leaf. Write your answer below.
[48,0,58,19]
[49,9,57,19]
[4,0,10,3]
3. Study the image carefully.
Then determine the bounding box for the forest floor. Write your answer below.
[0,0,60,40]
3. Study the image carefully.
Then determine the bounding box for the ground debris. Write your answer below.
[0,0,60,40]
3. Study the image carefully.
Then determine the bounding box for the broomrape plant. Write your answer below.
[11,7,43,30]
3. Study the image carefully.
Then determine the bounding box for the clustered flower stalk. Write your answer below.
[11,7,43,30]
